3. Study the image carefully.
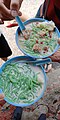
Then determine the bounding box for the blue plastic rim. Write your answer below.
[0,56,47,107]
[16,18,60,59]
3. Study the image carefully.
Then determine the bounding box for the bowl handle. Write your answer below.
[34,58,52,65]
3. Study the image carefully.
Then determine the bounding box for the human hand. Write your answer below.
[0,0,23,21]
[0,93,4,100]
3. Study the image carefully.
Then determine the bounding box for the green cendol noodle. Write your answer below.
[0,62,43,104]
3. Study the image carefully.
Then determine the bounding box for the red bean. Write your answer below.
[36,40,38,43]
[40,41,43,44]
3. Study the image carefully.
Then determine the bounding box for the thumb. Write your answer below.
[10,0,20,11]
[10,0,22,17]
[11,10,22,17]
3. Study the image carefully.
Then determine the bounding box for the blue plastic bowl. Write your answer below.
[16,18,60,59]
[0,56,47,107]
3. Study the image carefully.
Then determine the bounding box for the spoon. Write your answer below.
[15,16,26,34]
